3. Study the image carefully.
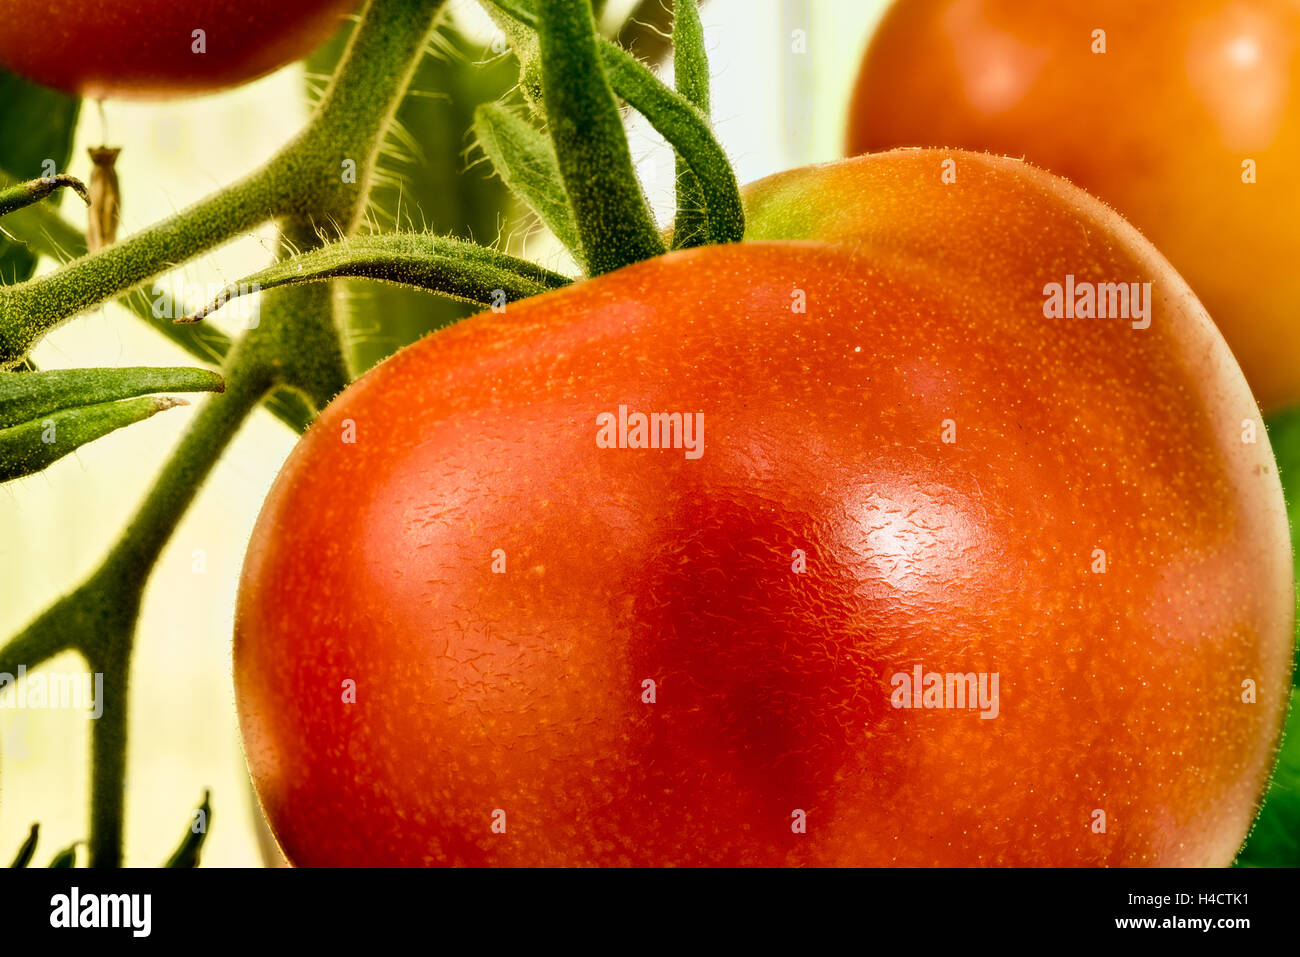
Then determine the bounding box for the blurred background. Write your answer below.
[0,0,892,866]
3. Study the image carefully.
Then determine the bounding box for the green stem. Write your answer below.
[0,189,219,357]
[0,174,88,218]
[0,604,76,683]
[536,0,666,275]
[0,171,282,365]
[490,0,742,251]
[0,193,317,434]
[601,42,743,246]
[81,352,271,867]
[281,0,451,229]
[671,0,710,249]
[84,646,128,869]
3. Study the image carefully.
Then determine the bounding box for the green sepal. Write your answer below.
[9,824,39,868]
[601,42,743,247]
[47,843,78,868]
[164,791,212,868]
[1,394,192,484]
[183,233,571,321]
[0,365,223,430]
[474,103,585,267]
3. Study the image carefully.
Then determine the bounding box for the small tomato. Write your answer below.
[0,0,357,99]
[848,0,1300,411]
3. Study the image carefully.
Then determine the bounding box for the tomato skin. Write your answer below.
[848,0,1300,411]
[0,0,357,99]
[235,151,1292,866]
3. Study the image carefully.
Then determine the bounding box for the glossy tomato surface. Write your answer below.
[235,151,1293,866]
[848,0,1300,411]
[0,0,357,99]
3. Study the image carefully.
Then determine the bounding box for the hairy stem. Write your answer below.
[0,174,88,218]
[536,0,666,275]
[281,0,451,230]
[0,171,281,365]
[85,645,129,869]
[671,0,711,249]
[82,348,272,866]
[0,193,316,433]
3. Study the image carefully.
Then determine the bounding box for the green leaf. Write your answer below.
[0,365,223,430]
[0,174,89,219]
[1236,689,1300,866]
[1235,408,1300,865]
[473,103,584,266]
[184,233,570,321]
[47,843,78,868]
[9,824,38,868]
[484,2,546,116]
[164,791,212,868]
[1264,405,1300,675]
[534,0,666,275]
[671,0,710,250]
[0,66,80,286]
[1,395,192,484]
[0,364,225,484]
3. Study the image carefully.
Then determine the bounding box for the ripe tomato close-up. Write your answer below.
[848,0,1300,411]
[233,150,1294,867]
[0,0,358,99]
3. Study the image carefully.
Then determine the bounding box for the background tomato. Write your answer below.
[0,0,358,99]
[848,0,1300,412]
[234,151,1292,866]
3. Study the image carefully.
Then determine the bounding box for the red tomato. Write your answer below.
[0,0,357,99]
[848,0,1300,412]
[235,151,1293,866]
